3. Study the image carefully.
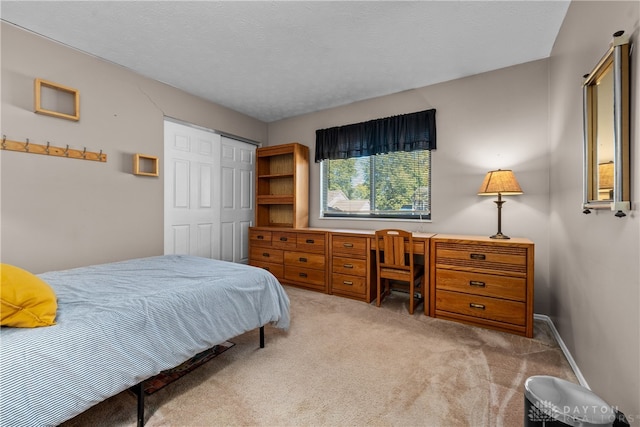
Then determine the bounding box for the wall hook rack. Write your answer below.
[0,135,106,162]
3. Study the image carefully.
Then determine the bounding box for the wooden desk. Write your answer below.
[328,228,432,253]
[249,227,535,337]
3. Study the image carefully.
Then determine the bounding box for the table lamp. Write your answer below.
[478,169,523,239]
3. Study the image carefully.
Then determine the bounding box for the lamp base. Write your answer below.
[490,232,511,240]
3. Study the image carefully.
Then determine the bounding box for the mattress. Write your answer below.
[0,255,290,426]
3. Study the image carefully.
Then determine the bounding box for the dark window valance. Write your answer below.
[315,108,436,162]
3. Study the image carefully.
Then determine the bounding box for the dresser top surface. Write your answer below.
[249,227,531,245]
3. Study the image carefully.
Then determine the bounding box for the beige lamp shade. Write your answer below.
[478,169,523,196]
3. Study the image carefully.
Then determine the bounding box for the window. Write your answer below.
[321,150,431,220]
[316,108,436,220]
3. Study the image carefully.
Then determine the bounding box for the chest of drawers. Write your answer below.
[329,232,376,302]
[430,235,534,337]
[249,227,328,293]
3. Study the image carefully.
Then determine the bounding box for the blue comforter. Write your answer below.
[0,255,290,426]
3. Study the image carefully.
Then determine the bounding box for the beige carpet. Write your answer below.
[62,286,577,426]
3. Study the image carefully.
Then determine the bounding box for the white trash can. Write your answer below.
[524,376,629,426]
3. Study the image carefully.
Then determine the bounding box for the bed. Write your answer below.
[0,255,290,426]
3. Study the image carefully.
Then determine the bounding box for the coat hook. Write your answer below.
[2,135,6,149]
[82,147,87,158]
[45,141,51,154]
[64,144,69,157]
[99,149,103,161]
[24,138,30,152]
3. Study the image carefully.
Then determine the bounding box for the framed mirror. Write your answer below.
[582,31,630,216]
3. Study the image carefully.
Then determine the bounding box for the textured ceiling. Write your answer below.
[1,1,570,123]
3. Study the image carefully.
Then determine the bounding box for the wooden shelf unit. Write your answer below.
[255,143,309,228]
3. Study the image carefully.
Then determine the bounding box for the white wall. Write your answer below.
[1,22,267,273]
[268,59,552,313]
[548,1,639,421]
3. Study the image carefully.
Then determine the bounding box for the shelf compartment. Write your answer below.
[257,176,294,196]
[257,204,294,228]
[257,153,293,176]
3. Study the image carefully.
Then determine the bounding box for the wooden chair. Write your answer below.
[375,229,424,314]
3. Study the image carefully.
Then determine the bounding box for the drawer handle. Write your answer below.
[343,243,353,248]
[257,235,264,240]
[299,272,307,278]
[280,237,288,242]
[469,280,485,287]
[469,303,486,310]
[343,280,353,286]
[262,252,270,258]
[299,257,307,263]
[470,253,486,260]
[306,239,315,244]
[343,264,353,269]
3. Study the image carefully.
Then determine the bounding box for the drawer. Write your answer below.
[250,246,284,264]
[373,239,425,255]
[272,231,297,249]
[284,266,326,288]
[435,242,527,276]
[332,256,367,276]
[436,290,526,326]
[250,260,284,281]
[296,233,326,253]
[285,251,326,270]
[332,235,368,257]
[250,229,272,247]
[332,273,366,296]
[435,269,526,302]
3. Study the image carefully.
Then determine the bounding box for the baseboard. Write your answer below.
[534,313,590,389]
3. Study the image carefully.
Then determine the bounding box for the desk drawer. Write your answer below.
[332,273,366,295]
[250,260,284,281]
[435,269,526,302]
[285,251,325,270]
[332,235,368,257]
[435,242,527,276]
[285,266,326,288]
[250,229,272,247]
[436,290,525,326]
[296,233,326,253]
[250,246,284,264]
[332,256,367,276]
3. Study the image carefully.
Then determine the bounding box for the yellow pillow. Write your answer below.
[0,264,57,327]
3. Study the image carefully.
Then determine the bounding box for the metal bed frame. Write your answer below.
[130,326,265,427]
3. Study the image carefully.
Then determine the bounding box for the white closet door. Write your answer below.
[219,136,255,264]
[164,120,221,259]
[164,120,255,263]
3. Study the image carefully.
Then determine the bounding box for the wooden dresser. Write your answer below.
[429,235,534,337]
[249,227,328,293]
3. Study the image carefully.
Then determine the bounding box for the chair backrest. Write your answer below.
[375,229,414,271]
